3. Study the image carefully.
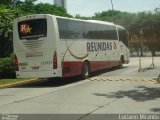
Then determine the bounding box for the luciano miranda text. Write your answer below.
[119,114,160,120]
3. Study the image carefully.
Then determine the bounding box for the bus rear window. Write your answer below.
[18,19,47,40]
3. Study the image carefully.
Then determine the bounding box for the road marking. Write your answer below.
[0,78,40,89]
[89,76,160,83]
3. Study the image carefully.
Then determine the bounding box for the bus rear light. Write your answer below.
[14,55,19,71]
[53,51,58,69]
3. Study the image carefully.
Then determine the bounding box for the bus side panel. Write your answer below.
[58,40,84,78]
[62,61,83,77]
[59,40,120,78]
[90,61,119,72]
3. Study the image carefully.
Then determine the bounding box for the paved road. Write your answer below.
[0,57,160,117]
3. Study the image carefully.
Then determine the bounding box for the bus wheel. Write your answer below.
[82,62,90,79]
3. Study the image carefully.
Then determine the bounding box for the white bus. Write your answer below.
[13,14,130,79]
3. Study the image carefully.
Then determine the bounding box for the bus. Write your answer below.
[13,14,130,79]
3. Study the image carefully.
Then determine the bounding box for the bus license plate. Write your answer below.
[32,67,39,70]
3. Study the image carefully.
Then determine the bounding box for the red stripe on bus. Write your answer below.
[62,62,83,77]
[90,61,119,72]
[62,61,120,78]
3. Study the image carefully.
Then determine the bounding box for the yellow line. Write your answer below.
[0,78,40,89]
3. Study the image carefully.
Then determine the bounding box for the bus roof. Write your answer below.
[16,14,122,27]
[116,25,126,30]
[86,20,114,25]
[55,15,116,26]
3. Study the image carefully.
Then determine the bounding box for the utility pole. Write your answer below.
[140,29,143,56]
[111,0,114,22]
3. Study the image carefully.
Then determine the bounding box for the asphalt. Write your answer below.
[0,57,160,117]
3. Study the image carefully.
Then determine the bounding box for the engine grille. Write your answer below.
[22,39,43,49]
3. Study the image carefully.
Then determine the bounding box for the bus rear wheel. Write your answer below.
[82,62,90,79]
[119,56,124,68]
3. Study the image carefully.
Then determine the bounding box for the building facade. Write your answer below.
[54,0,67,10]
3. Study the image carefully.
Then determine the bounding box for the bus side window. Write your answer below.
[118,29,128,46]
[84,23,117,40]
[57,18,84,40]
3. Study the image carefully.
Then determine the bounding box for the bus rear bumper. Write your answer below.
[16,69,62,78]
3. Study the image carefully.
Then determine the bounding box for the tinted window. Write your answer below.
[57,18,84,39]
[84,23,117,40]
[68,20,84,39]
[57,18,117,40]
[84,23,97,39]
[118,28,128,46]
[18,19,47,40]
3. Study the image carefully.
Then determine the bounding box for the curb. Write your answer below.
[0,78,41,89]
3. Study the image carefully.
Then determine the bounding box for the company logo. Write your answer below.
[20,23,32,34]
[87,42,112,52]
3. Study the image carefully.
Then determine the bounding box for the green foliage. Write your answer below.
[0,0,14,5]
[0,2,71,58]
[75,14,91,20]
[128,11,160,55]
[92,10,136,29]
[19,0,37,14]
[30,3,71,17]
[0,56,16,78]
[0,1,72,78]
[0,6,15,58]
[92,9,160,39]
[91,9,160,55]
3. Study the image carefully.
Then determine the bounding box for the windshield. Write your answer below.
[18,18,47,40]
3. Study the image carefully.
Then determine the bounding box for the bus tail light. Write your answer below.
[14,55,19,71]
[53,51,57,69]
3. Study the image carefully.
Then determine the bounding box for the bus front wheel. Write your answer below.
[82,62,90,79]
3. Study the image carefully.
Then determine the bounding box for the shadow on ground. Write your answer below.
[150,108,160,113]
[15,76,83,88]
[93,86,160,102]
[91,66,127,77]
[15,67,127,88]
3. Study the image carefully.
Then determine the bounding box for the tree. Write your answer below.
[0,6,15,58]
[18,0,37,14]
[75,14,90,20]
[129,11,160,56]
[0,0,22,6]
[0,2,72,58]
[92,10,136,29]
[0,0,13,5]
[92,9,160,56]
[32,3,71,17]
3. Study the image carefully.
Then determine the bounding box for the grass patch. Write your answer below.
[0,78,28,85]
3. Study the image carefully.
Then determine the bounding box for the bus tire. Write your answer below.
[82,62,90,79]
[119,56,124,68]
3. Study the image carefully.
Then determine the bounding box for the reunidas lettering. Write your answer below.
[87,42,112,52]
